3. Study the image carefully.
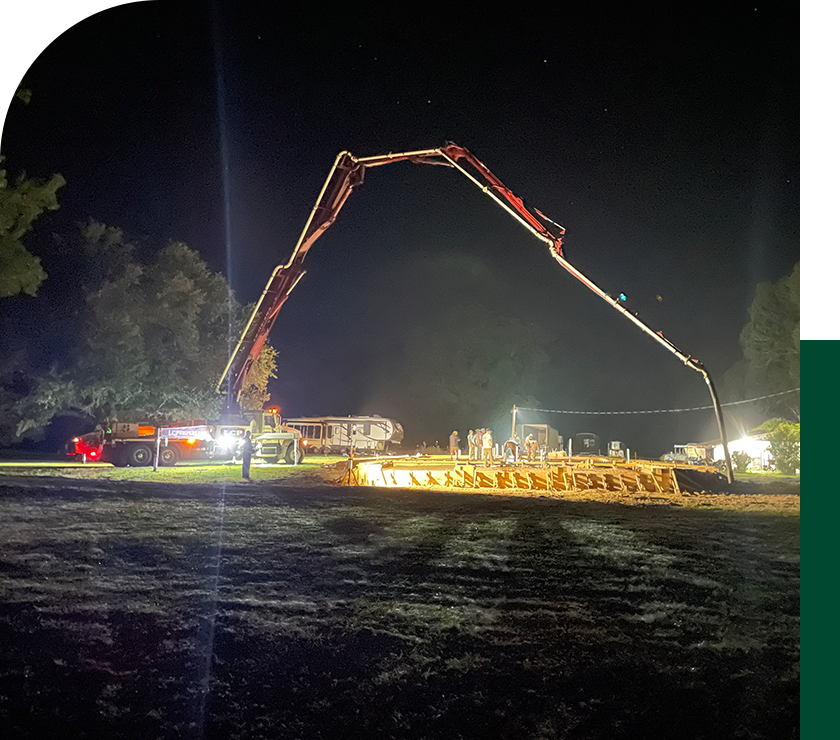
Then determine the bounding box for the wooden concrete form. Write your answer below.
[342,455,723,494]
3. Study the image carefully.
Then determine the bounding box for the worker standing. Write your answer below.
[482,428,493,465]
[525,433,536,462]
[467,430,476,460]
[241,431,255,480]
[449,430,461,460]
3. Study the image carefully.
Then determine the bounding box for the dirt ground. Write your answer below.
[0,474,799,739]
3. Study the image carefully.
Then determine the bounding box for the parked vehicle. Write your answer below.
[66,410,303,467]
[66,422,206,467]
[572,432,602,456]
[607,440,627,458]
[282,416,403,455]
[663,443,715,466]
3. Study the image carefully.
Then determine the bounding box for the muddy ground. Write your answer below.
[0,475,799,739]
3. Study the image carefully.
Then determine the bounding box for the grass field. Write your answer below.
[0,457,349,484]
[0,475,799,739]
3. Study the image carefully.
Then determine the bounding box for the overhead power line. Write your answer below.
[516,388,800,416]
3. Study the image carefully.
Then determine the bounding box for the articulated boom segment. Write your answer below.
[216,142,733,482]
[217,152,365,401]
[217,263,306,403]
[217,144,565,402]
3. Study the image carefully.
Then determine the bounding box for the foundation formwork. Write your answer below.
[341,455,728,494]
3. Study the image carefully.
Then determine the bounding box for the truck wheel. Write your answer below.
[159,446,179,466]
[128,444,154,467]
[284,444,305,464]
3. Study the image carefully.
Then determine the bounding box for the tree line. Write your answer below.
[0,216,278,445]
[721,263,800,474]
[723,262,800,420]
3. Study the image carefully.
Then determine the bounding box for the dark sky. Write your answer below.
[1,1,799,455]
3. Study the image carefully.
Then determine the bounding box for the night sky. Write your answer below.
[1,1,799,456]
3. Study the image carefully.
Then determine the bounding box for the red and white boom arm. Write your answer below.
[217,144,733,481]
[217,144,565,401]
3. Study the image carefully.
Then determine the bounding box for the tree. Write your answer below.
[731,450,752,474]
[1,90,65,298]
[15,88,32,105]
[239,345,278,411]
[73,218,138,289]
[0,156,66,298]
[757,418,800,475]
[738,263,800,417]
[15,231,272,434]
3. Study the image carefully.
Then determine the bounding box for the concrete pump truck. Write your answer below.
[71,143,733,481]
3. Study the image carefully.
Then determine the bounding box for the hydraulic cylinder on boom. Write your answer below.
[217,144,734,483]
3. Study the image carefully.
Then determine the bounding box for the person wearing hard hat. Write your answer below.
[449,430,461,460]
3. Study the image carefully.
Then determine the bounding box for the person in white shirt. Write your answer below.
[482,428,493,464]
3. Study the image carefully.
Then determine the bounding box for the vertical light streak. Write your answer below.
[196,4,232,732]
[211,3,235,400]
[197,483,227,734]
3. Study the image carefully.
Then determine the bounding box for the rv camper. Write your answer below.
[282,416,404,454]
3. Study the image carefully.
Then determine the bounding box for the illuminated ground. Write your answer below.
[0,457,800,512]
[0,476,799,739]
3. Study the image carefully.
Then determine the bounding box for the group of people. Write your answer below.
[471,428,495,464]
[447,429,495,463]
[502,433,539,463]
[448,429,540,465]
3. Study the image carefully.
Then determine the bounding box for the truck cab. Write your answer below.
[664,444,713,466]
[214,408,305,464]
